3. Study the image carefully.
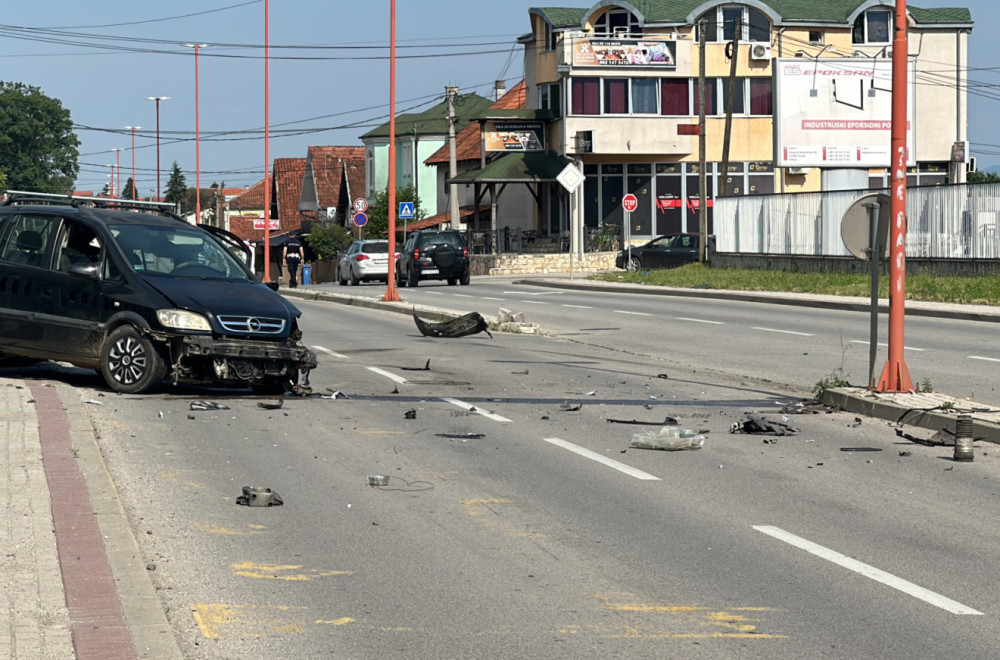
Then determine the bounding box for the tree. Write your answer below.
[968,170,1000,183]
[121,177,137,200]
[0,82,79,193]
[306,222,353,261]
[365,183,426,239]
[164,162,187,210]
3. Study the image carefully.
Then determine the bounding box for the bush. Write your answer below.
[306,222,353,261]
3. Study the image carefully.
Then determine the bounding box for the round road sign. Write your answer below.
[353,211,369,227]
[622,194,638,213]
[353,198,368,213]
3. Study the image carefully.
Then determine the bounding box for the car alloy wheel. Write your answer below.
[627,256,641,273]
[100,325,167,394]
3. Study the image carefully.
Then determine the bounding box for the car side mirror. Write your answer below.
[68,263,101,280]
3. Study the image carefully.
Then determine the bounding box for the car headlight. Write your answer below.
[157,309,211,331]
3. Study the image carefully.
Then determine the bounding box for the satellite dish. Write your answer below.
[841,193,891,260]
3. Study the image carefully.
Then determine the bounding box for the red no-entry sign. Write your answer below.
[622,194,638,213]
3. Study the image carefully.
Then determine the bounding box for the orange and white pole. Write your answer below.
[877,0,914,392]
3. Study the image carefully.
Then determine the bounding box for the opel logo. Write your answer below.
[247,318,262,332]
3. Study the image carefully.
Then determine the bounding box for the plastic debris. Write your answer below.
[560,403,582,411]
[435,433,486,439]
[630,427,706,451]
[412,309,492,339]
[607,416,679,426]
[401,359,431,371]
[257,400,284,410]
[236,486,283,507]
[190,400,229,411]
[367,475,389,487]
[404,409,417,419]
[84,399,104,405]
[841,447,882,452]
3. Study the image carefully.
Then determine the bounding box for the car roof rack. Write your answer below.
[1,190,179,215]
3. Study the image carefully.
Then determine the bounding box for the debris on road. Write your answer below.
[841,447,883,452]
[630,427,706,451]
[236,486,283,507]
[780,400,829,415]
[560,403,582,412]
[607,415,679,426]
[413,308,492,339]
[435,432,486,439]
[190,400,229,411]
[84,399,103,405]
[404,409,417,419]
[895,426,951,447]
[511,369,529,375]
[322,389,350,399]
[401,359,431,371]
[367,475,389,487]
[730,415,799,436]
[257,400,284,410]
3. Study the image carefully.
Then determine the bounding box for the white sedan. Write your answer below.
[337,239,395,285]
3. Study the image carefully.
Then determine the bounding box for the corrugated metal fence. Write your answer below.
[714,182,1000,259]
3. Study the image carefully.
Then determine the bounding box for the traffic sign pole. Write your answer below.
[622,194,638,271]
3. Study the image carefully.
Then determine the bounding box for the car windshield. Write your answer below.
[109,223,254,282]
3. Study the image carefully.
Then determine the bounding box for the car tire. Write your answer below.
[338,267,347,285]
[396,266,407,287]
[100,325,166,394]
[407,267,419,288]
[350,267,360,286]
[431,244,457,270]
[447,277,457,286]
[627,256,641,273]
[459,271,471,286]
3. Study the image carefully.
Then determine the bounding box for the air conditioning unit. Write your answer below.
[786,167,809,175]
[750,42,773,61]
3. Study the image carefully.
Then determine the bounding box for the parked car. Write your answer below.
[337,239,394,285]
[615,233,716,272]
[396,229,470,287]
[0,191,317,394]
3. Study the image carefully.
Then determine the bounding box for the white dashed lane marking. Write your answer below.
[440,397,511,422]
[753,327,815,337]
[312,346,348,359]
[544,438,659,481]
[754,526,983,615]
[676,317,725,325]
[366,367,408,384]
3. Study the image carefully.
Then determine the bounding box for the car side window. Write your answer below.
[0,214,57,268]
[55,220,102,273]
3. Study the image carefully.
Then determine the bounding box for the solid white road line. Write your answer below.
[366,367,408,384]
[502,290,563,296]
[753,327,815,337]
[482,297,507,301]
[452,294,474,298]
[544,438,660,481]
[521,300,548,305]
[440,397,512,422]
[969,356,1000,363]
[562,304,594,309]
[676,317,724,325]
[312,346,348,359]
[614,310,652,316]
[753,525,983,615]
[850,340,924,351]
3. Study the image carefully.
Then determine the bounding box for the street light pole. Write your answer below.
[263,0,272,282]
[110,148,122,199]
[125,126,141,200]
[182,43,209,223]
[146,97,169,200]
[383,0,401,302]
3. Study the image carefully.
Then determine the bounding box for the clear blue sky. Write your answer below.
[0,1,993,194]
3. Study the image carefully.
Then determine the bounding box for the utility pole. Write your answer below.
[697,20,708,264]
[446,86,460,229]
[721,19,741,198]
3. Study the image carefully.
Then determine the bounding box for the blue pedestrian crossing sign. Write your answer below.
[399,202,414,219]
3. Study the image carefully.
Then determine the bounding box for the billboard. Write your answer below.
[573,38,676,68]
[774,58,915,168]
[484,121,545,152]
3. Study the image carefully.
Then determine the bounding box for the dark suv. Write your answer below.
[0,192,317,394]
[396,229,470,287]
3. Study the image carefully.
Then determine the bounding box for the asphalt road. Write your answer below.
[57,293,1000,659]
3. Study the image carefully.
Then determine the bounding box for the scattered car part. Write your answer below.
[630,427,705,451]
[190,400,230,411]
[257,399,284,410]
[606,416,679,426]
[236,486,283,507]
[412,309,492,338]
[730,415,799,435]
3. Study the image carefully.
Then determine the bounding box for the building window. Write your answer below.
[604,79,629,114]
[721,78,744,115]
[632,79,658,114]
[543,22,557,51]
[661,79,689,115]
[809,30,824,44]
[539,82,562,118]
[697,5,771,43]
[593,8,641,37]
[749,78,773,115]
[571,77,600,115]
[853,9,892,44]
[693,78,718,116]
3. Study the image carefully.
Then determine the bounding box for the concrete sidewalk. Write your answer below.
[1,377,181,660]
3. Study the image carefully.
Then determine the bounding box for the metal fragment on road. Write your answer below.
[257,399,284,410]
[404,409,417,419]
[190,400,229,411]
[236,486,283,507]
[730,414,799,436]
[435,433,486,439]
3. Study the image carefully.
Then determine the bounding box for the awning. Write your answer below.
[447,151,569,185]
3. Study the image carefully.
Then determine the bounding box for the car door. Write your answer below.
[0,213,59,354]
[662,234,699,268]
[641,236,672,269]
[34,216,107,361]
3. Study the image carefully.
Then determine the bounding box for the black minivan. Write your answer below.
[0,192,317,394]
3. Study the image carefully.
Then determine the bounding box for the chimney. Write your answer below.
[494,80,507,101]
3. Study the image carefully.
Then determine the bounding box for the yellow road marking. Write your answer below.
[588,594,787,640]
[462,498,546,538]
[315,618,355,626]
[231,562,353,581]
[194,522,265,536]
[192,604,304,639]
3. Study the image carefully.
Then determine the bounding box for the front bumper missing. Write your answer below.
[174,335,318,383]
